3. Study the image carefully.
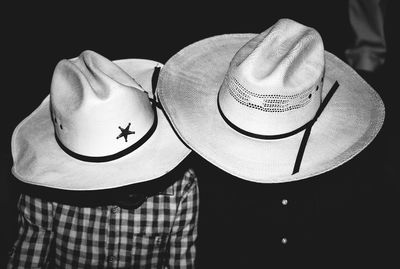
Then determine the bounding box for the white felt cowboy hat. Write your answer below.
[158,18,385,183]
[11,50,190,190]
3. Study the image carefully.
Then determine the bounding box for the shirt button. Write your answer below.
[8,246,15,256]
[281,237,288,244]
[107,255,115,263]
[111,206,120,213]
[155,236,162,245]
[281,199,288,206]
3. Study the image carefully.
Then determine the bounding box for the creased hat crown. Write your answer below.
[218,18,325,136]
[50,50,154,157]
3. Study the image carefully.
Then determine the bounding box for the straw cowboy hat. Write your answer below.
[158,18,385,183]
[11,50,190,190]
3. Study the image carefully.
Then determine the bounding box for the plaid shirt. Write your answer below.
[7,169,198,269]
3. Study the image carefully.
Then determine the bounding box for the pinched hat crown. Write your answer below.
[50,50,155,158]
[218,18,325,136]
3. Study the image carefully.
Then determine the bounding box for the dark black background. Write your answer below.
[1,1,398,267]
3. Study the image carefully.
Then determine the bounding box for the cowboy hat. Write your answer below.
[11,50,190,190]
[158,18,385,183]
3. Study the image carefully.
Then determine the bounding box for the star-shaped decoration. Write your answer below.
[116,123,135,142]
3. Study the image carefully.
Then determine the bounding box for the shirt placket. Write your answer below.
[106,205,121,268]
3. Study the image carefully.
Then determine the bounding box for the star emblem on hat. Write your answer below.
[116,123,135,142]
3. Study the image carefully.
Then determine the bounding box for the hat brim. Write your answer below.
[12,59,191,190]
[158,34,385,183]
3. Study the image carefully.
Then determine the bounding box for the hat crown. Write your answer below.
[50,50,155,157]
[235,18,324,92]
[219,19,325,136]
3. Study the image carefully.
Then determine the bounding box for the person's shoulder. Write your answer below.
[172,168,198,197]
[17,193,56,228]
[19,192,51,209]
